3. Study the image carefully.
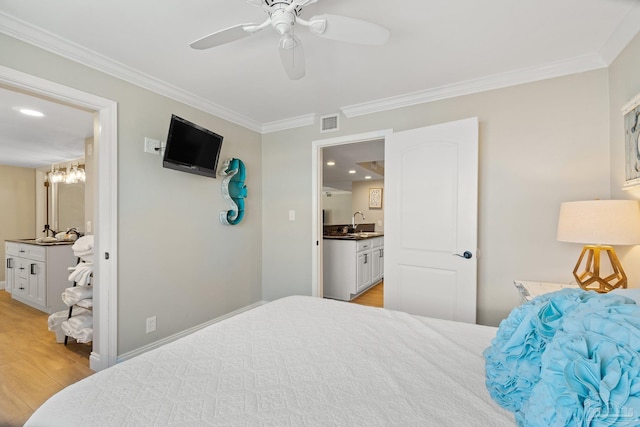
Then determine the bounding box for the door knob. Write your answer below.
[454,251,473,259]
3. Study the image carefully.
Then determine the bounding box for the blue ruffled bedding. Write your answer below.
[484,288,640,426]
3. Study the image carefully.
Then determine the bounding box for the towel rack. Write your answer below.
[64,257,93,346]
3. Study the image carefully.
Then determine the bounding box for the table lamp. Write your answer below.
[557,200,640,293]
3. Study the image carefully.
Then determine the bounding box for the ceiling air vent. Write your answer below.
[320,114,339,133]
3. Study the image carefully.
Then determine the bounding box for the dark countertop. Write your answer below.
[6,238,75,246]
[323,233,384,241]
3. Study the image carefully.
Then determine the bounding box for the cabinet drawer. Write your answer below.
[18,244,46,262]
[6,242,19,256]
[357,240,372,251]
[371,237,383,248]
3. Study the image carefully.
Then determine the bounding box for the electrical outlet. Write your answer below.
[146,316,156,333]
[144,137,160,154]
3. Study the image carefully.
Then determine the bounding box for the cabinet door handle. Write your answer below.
[364,253,368,264]
[30,263,36,275]
[6,258,13,268]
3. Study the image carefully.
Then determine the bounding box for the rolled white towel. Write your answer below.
[68,265,93,287]
[47,310,69,331]
[48,308,89,343]
[72,235,94,255]
[47,308,89,331]
[61,322,93,344]
[68,263,93,283]
[62,285,93,306]
[76,298,93,309]
[79,253,94,263]
[66,313,93,330]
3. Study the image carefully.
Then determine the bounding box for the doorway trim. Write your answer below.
[0,65,118,371]
[311,129,393,298]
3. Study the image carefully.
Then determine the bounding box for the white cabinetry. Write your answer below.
[371,238,384,285]
[4,241,76,313]
[5,243,17,294]
[356,239,373,294]
[324,236,384,301]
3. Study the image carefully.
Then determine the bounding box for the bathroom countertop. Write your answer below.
[6,238,75,246]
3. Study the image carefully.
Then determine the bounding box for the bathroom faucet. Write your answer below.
[352,211,365,230]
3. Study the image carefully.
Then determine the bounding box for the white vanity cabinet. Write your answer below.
[371,238,384,285]
[4,241,76,313]
[324,236,384,301]
[4,243,17,294]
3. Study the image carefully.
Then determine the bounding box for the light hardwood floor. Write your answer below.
[0,290,93,426]
[350,281,383,307]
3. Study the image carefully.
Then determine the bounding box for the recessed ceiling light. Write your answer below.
[348,170,356,174]
[326,161,335,166]
[19,108,45,117]
[365,176,372,179]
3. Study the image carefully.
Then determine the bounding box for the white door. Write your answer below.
[384,117,478,323]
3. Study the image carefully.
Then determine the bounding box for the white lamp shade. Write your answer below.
[557,200,640,245]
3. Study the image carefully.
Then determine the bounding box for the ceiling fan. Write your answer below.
[190,0,391,80]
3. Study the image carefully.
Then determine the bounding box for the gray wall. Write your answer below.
[609,31,640,287]
[1,33,263,354]
[262,69,611,326]
[4,27,639,351]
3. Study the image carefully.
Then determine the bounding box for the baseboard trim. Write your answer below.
[117,300,267,363]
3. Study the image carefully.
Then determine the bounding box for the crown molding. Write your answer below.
[599,2,640,65]
[2,9,634,133]
[0,12,263,133]
[341,53,607,118]
[261,113,317,134]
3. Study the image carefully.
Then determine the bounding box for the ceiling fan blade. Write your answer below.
[279,36,305,80]
[190,23,257,50]
[309,14,390,45]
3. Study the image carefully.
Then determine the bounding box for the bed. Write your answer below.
[26,296,513,426]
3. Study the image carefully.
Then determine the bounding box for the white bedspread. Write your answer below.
[26,296,514,426]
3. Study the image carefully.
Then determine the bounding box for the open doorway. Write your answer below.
[0,66,118,370]
[311,129,393,301]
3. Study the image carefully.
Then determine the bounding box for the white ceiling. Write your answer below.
[0,0,638,168]
[0,86,93,168]
[323,139,384,191]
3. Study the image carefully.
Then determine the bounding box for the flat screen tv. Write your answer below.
[163,114,223,178]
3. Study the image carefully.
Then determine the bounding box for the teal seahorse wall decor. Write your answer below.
[219,158,247,225]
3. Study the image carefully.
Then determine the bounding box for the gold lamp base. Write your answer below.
[573,245,627,293]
